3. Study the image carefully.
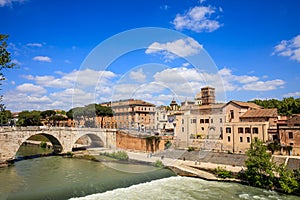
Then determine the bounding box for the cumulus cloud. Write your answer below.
[0,0,25,7]
[129,68,146,82]
[16,83,46,94]
[33,56,52,62]
[283,91,300,98]
[272,34,300,62]
[172,5,222,32]
[145,38,203,61]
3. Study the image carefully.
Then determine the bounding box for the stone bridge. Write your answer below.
[0,126,117,163]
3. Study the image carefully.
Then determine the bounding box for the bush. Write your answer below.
[40,141,47,149]
[187,146,195,152]
[100,151,129,161]
[214,166,233,179]
[154,160,164,168]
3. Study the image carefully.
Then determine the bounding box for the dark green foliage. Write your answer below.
[154,160,164,168]
[245,138,299,193]
[100,151,129,161]
[214,166,233,179]
[250,97,300,116]
[66,104,113,127]
[40,110,56,119]
[187,146,195,152]
[267,140,281,154]
[245,138,276,188]
[40,141,47,149]
[17,110,42,126]
[0,34,16,110]
[0,109,12,125]
[276,164,298,193]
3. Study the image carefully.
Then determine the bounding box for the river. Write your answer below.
[0,146,299,200]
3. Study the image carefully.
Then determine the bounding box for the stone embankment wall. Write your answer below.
[116,131,165,152]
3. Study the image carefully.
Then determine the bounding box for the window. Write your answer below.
[201,127,204,131]
[240,137,243,142]
[238,127,244,134]
[191,119,196,124]
[211,118,214,123]
[205,119,209,123]
[245,127,251,134]
[247,137,250,143]
[226,127,231,133]
[289,132,293,139]
[228,136,231,142]
[220,127,223,134]
[252,127,258,134]
[220,118,223,123]
[200,119,204,123]
[182,127,184,132]
[182,119,184,124]
[230,110,234,119]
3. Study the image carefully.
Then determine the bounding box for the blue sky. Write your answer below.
[1,0,300,112]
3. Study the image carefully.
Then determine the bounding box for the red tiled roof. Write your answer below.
[241,109,278,118]
[230,100,262,109]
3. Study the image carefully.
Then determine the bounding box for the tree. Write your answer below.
[17,110,42,126]
[267,140,281,154]
[276,164,298,193]
[245,138,276,189]
[0,109,12,125]
[0,34,16,110]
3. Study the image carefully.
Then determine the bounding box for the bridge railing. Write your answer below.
[0,126,117,132]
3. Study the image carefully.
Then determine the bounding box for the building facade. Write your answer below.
[101,99,156,132]
[278,115,300,156]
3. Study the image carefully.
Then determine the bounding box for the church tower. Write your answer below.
[201,86,215,105]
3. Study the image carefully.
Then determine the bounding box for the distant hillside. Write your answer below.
[249,97,300,116]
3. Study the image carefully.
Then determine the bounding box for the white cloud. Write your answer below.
[33,56,52,62]
[129,68,146,82]
[16,83,46,94]
[145,38,203,61]
[23,68,117,89]
[242,79,285,91]
[283,92,300,97]
[172,5,222,33]
[0,0,24,7]
[26,43,43,47]
[272,34,300,62]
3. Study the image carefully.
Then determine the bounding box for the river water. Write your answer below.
[0,146,299,200]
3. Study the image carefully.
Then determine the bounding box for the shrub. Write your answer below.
[214,166,233,179]
[154,160,164,168]
[100,151,129,161]
[40,141,47,149]
[187,146,195,152]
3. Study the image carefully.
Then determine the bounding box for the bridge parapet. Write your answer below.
[0,127,117,164]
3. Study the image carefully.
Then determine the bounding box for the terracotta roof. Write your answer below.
[230,100,262,109]
[241,109,278,118]
[199,103,225,110]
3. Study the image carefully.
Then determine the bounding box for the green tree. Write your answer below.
[17,110,42,126]
[0,34,16,110]
[245,138,276,189]
[250,97,300,116]
[267,140,281,154]
[276,164,298,193]
[0,109,12,125]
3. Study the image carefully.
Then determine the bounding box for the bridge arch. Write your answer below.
[72,133,105,150]
[16,133,64,155]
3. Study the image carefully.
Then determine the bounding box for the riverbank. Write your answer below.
[87,149,243,182]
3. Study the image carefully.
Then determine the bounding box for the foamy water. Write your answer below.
[70,176,299,200]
